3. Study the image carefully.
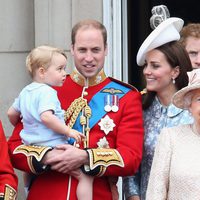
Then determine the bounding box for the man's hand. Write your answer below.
[42,144,89,173]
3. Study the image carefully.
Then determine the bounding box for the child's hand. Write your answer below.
[69,129,85,144]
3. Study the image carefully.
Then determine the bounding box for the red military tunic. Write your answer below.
[0,121,17,200]
[8,71,144,200]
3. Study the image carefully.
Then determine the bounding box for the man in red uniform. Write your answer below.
[0,121,17,200]
[8,19,144,200]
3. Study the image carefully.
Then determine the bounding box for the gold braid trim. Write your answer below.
[80,116,86,125]
[27,156,37,174]
[87,148,124,170]
[84,105,92,118]
[4,184,17,200]
[96,166,107,177]
[13,144,52,161]
[64,97,87,128]
[84,105,91,147]
[64,97,92,148]
[64,97,82,120]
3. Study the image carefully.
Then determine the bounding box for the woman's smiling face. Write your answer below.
[143,49,178,93]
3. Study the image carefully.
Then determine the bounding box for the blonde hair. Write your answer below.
[26,45,67,78]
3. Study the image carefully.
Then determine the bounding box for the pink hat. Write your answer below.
[172,69,200,109]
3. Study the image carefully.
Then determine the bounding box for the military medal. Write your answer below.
[98,115,116,135]
[111,95,119,112]
[104,94,119,112]
[104,94,112,112]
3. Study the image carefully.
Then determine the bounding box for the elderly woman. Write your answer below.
[146,69,200,199]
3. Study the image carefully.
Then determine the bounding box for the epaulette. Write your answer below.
[109,77,138,92]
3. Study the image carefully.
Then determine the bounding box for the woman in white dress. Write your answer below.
[146,69,200,200]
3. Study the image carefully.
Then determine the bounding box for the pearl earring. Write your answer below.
[172,78,175,84]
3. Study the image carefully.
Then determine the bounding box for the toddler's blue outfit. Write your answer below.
[12,82,73,147]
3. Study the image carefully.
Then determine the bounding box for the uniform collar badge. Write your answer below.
[70,68,107,86]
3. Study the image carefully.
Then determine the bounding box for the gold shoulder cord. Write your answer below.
[64,97,87,128]
[64,88,91,148]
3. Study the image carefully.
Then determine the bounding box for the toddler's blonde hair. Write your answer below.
[26,45,67,78]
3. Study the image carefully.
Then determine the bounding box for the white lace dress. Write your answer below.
[146,124,200,200]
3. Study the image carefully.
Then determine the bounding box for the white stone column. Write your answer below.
[34,0,72,50]
[0,0,34,135]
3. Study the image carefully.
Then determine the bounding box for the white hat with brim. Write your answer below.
[172,69,200,109]
[136,17,184,66]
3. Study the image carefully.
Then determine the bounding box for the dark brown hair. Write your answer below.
[143,41,192,110]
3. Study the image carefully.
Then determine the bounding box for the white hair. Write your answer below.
[183,88,200,109]
[184,90,197,108]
